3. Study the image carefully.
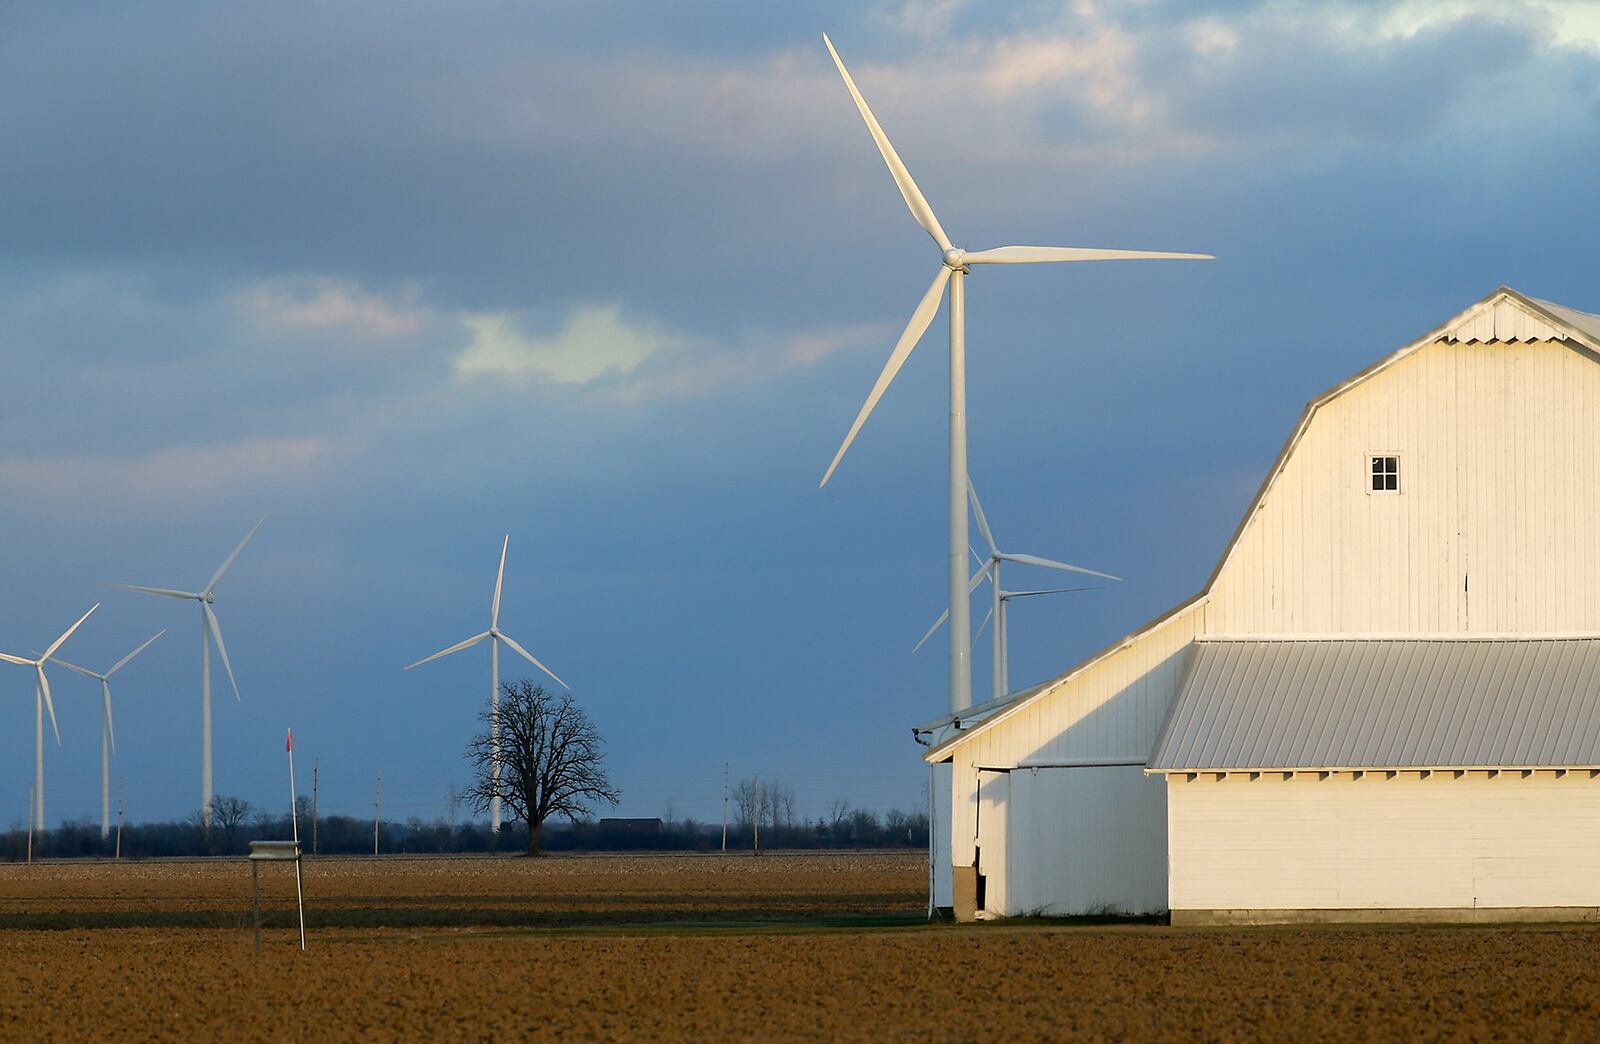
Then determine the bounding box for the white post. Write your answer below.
[201,611,213,831]
[100,689,111,841]
[948,269,972,714]
[27,785,34,864]
[288,729,305,950]
[999,596,1010,697]
[991,559,1003,701]
[34,683,44,836]
[490,637,501,834]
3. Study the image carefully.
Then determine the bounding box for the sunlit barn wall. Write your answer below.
[1167,772,1600,917]
[1206,337,1600,635]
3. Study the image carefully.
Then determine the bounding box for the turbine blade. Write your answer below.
[105,583,199,601]
[967,479,998,556]
[104,680,116,757]
[403,631,491,670]
[107,630,165,677]
[203,603,241,703]
[912,561,991,653]
[1002,586,1100,600]
[972,604,993,651]
[206,515,266,595]
[43,603,99,661]
[822,34,952,252]
[820,266,951,487]
[38,666,60,746]
[497,631,569,690]
[962,245,1214,265]
[911,607,948,654]
[1001,552,1121,581]
[0,652,35,666]
[48,657,101,681]
[492,535,508,629]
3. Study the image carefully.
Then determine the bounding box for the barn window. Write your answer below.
[1370,455,1400,493]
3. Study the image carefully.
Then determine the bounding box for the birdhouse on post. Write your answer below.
[248,839,305,951]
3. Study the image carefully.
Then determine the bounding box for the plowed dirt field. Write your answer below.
[2,852,1598,1041]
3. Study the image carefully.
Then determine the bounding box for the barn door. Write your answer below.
[975,770,1009,916]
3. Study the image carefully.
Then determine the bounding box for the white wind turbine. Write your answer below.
[0,604,99,833]
[404,535,567,833]
[914,479,1116,700]
[107,517,264,829]
[817,34,1211,713]
[50,631,165,840]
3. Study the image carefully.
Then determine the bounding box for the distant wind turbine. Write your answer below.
[107,517,264,829]
[404,535,567,833]
[0,604,99,832]
[915,480,1116,700]
[51,631,164,840]
[817,34,1211,714]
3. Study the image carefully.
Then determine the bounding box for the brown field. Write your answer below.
[3,852,1599,1041]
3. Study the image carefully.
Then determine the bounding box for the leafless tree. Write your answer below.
[207,795,253,851]
[464,680,619,855]
[829,799,851,838]
[733,779,758,827]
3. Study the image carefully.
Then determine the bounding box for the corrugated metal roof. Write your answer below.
[1531,296,1600,346]
[1148,638,1600,771]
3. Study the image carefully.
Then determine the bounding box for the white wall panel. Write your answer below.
[1002,765,1167,916]
[1168,773,1600,910]
[1208,339,1600,635]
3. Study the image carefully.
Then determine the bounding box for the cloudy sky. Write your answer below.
[4,0,1600,829]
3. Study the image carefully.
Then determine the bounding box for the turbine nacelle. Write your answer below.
[941,248,967,270]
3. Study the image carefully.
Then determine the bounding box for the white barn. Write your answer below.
[919,287,1600,923]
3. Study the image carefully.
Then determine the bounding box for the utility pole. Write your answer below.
[753,777,760,857]
[373,771,381,857]
[721,763,728,853]
[311,758,319,857]
[115,780,125,861]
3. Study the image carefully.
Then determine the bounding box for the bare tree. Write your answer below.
[829,799,851,839]
[733,779,758,827]
[464,680,619,855]
[207,795,253,851]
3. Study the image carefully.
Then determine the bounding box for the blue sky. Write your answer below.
[4,0,1600,828]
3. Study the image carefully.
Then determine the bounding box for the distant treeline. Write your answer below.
[0,794,929,860]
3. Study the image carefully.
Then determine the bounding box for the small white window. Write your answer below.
[1370,455,1400,493]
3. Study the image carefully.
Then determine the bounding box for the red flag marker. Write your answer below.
[286,728,293,752]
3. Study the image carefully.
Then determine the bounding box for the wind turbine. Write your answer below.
[915,479,1116,700]
[817,34,1211,713]
[0,604,99,833]
[404,535,567,833]
[107,517,264,829]
[51,631,165,840]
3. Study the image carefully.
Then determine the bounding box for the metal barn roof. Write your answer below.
[1148,637,1600,772]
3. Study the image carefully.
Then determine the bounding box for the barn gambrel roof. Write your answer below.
[923,287,1600,763]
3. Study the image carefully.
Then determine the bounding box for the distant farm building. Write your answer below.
[920,288,1600,923]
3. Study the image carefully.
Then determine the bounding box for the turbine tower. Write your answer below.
[915,479,1115,700]
[817,35,1211,713]
[107,517,264,829]
[0,604,99,832]
[51,631,164,839]
[404,535,567,833]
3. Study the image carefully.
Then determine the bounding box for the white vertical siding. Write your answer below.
[948,601,1204,869]
[1168,773,1600,911]
[1002,765,1167,916]
[1207,338,1600,634]
[975,770,1008,914]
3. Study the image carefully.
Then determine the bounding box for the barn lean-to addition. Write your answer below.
[918,287,1600,923]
